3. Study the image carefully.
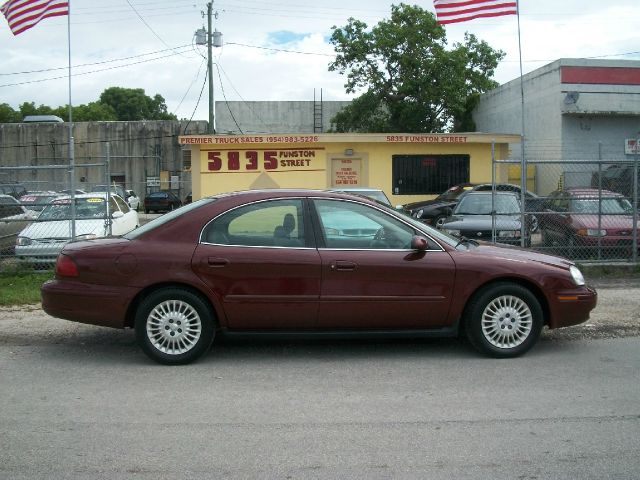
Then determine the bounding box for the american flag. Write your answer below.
[1,0,69,35]
[433,0,517,25]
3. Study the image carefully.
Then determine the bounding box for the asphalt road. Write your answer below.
[1,281,639,479]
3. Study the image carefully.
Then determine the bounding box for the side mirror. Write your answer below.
[111,211,124,219]
[410,235,428,251]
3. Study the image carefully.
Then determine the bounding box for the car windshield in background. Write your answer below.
[571,197,633,215]
[455,194,520,215]
[38,197,107,220]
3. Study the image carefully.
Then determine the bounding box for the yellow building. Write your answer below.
[178,132,521,205]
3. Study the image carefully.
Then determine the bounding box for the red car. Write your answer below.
[540,188,639,258]
[42,189,597,364]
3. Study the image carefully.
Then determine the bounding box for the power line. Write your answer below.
[0,49,193,88]
[0,44,193,76]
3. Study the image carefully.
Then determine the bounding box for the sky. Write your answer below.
[1,0,639,123]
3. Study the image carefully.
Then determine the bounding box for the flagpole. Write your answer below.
[516,1,527,247]
[67,0,76,239]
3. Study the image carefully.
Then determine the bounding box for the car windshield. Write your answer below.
[38,197,107,220]
[571,197,633,214]
[436,186,472,201]
[455,194,520,215]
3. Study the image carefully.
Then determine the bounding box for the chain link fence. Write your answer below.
[1,148,190,271]
[494,159,639,263]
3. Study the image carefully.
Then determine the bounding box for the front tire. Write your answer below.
[135,288,215,365]
[465,282,543,358]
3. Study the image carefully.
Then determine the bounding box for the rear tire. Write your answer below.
[135,288,215,365]
[465,282,543,358]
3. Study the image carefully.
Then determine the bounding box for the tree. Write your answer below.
[328,3,505,133]
[99,87,177,121]
[51,102,118,122]
[0,103,20,123]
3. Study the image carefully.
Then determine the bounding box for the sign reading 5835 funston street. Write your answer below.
[203,148,325,173]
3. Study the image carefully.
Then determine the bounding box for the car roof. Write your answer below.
[54,192,121,200]
[563,188,622,197]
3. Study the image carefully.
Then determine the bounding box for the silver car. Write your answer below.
[0,194,37,254]
[15,193,139,266]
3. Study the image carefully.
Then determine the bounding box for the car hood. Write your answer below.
[404,199,457,212]
[468,243,575,270]
[443,214,522,230]
[19,219,107,240]
[570,214,637,229]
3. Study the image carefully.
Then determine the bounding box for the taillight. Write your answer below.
[56,254,79,277]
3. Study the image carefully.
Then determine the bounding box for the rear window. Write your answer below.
[124,198,216,239]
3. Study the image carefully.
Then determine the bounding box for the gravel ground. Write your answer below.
[0,277,638,347]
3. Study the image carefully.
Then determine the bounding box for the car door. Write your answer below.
[192,198,321,330]
[311,198,456,329]
[542,192,571,246]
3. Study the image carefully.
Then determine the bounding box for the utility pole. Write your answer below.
[195,3,222,134]
[207,1,214,134]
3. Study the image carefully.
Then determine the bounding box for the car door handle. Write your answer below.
[331,261,357,271]
[206,257,229,267]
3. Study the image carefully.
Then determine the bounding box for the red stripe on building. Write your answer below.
[561,66,640,86]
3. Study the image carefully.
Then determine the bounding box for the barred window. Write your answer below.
[182,148,192,172]
[392,154,470,195]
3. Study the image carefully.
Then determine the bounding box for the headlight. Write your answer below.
[570,265,585,286]
[444,229,460,236]
[75,234,98,241]
[577,229,607,237]
[16,236,32,246]
[416,209,424,218]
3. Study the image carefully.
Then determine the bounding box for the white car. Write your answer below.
[125,189,140,211]
[15,193,139,266]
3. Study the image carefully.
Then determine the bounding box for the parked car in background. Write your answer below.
[442,191,532,247]
[144,191,182,213]
[591,164,640,201]
[403,183,543,231]
[91,184,127,200]
[0,194,37,254]
[41,189,596,365]
[540,188,639,258]
[58,189,87,195]
[402,183,477,228]
[125,190,140,211]
[328,188,392,207]
[15,193,139,267]
[0,182,28,199]
[19,191,61,212]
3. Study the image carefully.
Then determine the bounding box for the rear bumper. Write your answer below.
[41,279,135,328]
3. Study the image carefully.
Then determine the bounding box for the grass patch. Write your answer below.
[0,271,53,306]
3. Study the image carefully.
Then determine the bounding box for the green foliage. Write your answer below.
[0,87,177,123]
[0,271,53,306]
[0,103,21,122]
[328,3,504,133]
[99,87,177,121]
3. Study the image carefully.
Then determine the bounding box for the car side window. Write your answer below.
[113,195,130,213]
[0,196,22,218]
[314,199,415,250]
[203,199,305,247]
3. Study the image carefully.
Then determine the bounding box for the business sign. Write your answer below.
[146,176,160,187]
[625,138,640,155]
[201,148,325,173]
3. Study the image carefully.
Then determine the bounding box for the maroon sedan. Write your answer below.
[541,188,639,258]
[42,189,597,364]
